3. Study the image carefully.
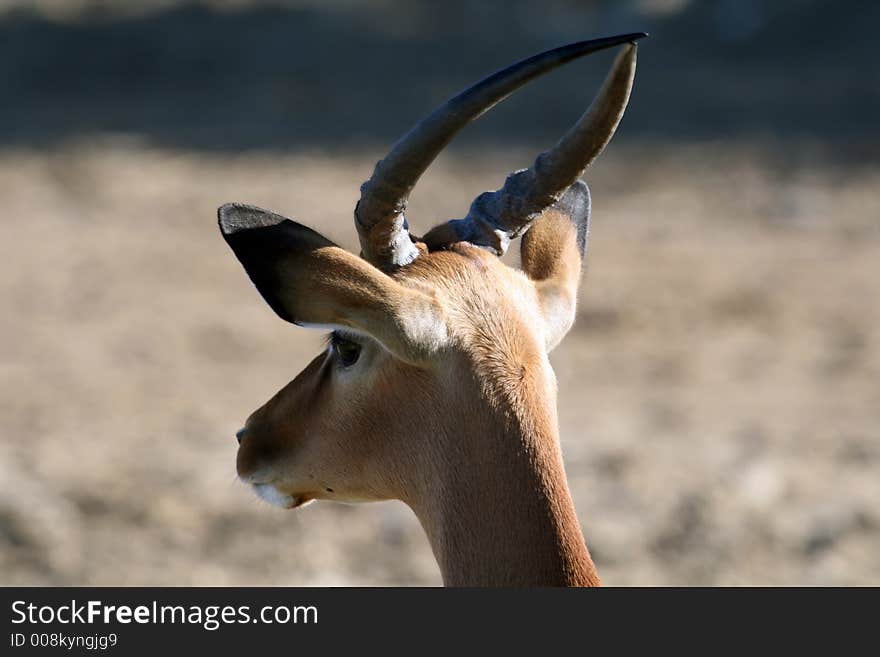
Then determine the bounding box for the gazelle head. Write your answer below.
[220,35,643,528]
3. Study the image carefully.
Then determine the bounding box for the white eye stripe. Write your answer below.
[332,327,365,343]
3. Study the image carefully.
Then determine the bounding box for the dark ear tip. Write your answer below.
[217,202,287,236]
[557,181,591,258]
[558,181,591,218]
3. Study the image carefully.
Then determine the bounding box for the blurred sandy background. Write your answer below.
[1,0,878,585]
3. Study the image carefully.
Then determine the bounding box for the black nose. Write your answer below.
[235,428,246,445]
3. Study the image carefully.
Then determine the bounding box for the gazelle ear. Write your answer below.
[218,204,447,363]
[519,182,591,351]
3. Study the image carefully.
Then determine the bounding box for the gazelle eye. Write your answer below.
[331,332,361,368]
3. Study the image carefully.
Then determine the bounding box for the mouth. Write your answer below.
[251,483,314,510]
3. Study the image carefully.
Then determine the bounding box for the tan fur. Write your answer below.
[236,209,600,586]
[276,242,448,363]
[521,210,585,350]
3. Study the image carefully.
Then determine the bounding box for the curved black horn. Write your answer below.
[355,33,647,269]
[422,42,641,256]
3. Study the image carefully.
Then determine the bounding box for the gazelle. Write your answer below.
[220,33,645,586]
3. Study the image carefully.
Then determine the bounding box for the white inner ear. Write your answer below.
[536,281,577,352]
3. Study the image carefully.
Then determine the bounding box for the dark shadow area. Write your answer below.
[1,0,877,154]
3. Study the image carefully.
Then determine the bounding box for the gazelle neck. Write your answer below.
[406,396,600,587]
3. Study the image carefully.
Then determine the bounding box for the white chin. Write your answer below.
[251,483,310,509]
